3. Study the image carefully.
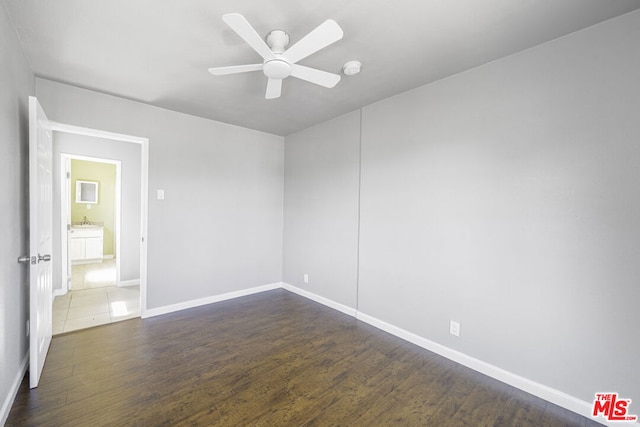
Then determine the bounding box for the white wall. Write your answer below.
[283,111,361,308]
[36,79,284,310]
[51,132,142,291]
[284,10,640,408]
[0,2,33,422]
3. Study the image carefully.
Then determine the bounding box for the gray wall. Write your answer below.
[52,132,142,291]
[0,2,33,420]
[283,111,360,308]
[36,79,284,310]
[284,11,640,404]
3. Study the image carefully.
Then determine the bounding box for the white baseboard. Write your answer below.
[1,353,28,426]
[53,288,67,297]
[279,283,619,427]
[118,279,140,288]
[355,311,609,425]
[71,259,103,265]
[281,283,357,317]
[103,255,114,260]
[142,282,283,319]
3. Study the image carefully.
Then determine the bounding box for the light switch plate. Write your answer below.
[157,189,165,200]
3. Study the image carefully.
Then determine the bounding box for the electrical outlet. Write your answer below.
[26,319,30,337]
[449,320,460,337]
[303,273,309,284]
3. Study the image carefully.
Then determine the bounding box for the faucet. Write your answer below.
[82,216,88,225]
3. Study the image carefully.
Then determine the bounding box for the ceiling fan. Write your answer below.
[208,13,344,99]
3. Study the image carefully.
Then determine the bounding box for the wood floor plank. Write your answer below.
[7,289,601,426]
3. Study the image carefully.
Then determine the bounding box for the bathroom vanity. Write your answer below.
[70,225,104,263]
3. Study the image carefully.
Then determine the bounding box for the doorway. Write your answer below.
[53,155,140,333]
[49,123,149,334]
[64,155,120,290]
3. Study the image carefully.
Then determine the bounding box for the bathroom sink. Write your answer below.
[72,224,102,229]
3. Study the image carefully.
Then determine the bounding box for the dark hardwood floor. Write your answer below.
[7,289,599,426]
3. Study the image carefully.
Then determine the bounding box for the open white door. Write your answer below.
[28,96,53,388]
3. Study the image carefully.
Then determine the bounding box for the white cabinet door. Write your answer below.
[70,228,103,263]
[70,238,85,261]
[85,237,103,260]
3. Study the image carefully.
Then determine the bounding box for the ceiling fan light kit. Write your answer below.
[208,13,344,99]
[263,59,291,79]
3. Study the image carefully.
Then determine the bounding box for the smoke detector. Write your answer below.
[342,60,361,76]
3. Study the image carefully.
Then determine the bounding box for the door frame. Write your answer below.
[60,154,122,292]
[50,121,149,316]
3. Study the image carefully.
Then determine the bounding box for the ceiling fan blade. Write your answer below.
[208,64,263,76]
[222,13,275,60]
[283,19,343,64]
[265,78,282,99]
[290,64,341,88]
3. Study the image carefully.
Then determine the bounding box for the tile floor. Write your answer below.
[71,259,117,290]
[53,260,140,334]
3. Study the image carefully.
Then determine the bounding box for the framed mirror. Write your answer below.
[76,180,99,204]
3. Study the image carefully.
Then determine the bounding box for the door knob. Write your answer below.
[18,256,31,264]
[38,254,52,263]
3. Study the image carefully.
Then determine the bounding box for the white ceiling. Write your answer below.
[4,0,640,136]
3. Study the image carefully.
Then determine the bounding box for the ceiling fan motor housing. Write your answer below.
[266,29,289,53]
